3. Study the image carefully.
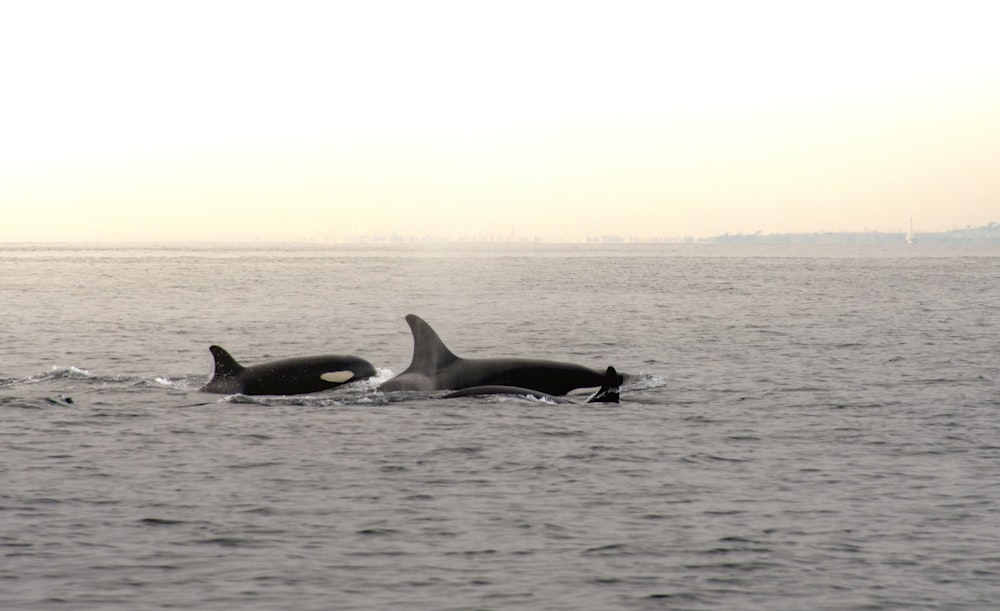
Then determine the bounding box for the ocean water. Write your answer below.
[2,242,999,610]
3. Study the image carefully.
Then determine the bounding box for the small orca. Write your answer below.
[443,367,622,404]
[201,345,377,396]
[378,315,624,396]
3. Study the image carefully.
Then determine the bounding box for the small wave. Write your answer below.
[681,453,751,464]
[138,517,186,526]
[357,527,399,537]
[2,366,95,387]
[362,368,395,389]
[219,394,271,405]
[517,394,563,405]
[193,537,264,548]
[624,373,668,391]
[644,592,704,603]
[444,549,498,557]
[228,461,282,470]
[2,367,197,396]
[15,367,207,392]
[0,395,76,409]
[25,367,143,388]
[216,390,391,408]
[582,543,643,556]
[46,365,95,380]
[132,376,201,391]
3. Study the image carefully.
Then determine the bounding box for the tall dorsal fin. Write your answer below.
[209,345,244,378]
[404,314,459,373]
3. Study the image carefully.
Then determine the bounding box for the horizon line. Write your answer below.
[2,221,998,247]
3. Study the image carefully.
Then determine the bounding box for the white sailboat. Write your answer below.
[905,218,915,245]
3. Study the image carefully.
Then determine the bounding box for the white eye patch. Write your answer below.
[320,371,355,384]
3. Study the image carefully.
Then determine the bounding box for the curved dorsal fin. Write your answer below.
[404,314,459,373]
[209,345,244,378]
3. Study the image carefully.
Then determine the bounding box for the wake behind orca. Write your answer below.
[201,345,376,396]
[379,314,624,397]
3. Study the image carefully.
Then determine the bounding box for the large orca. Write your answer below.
[378,315,623,395]
[442,366,622,404]
[201,345,377,395]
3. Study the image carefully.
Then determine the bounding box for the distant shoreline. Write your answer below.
[2,223,998,246]
[704,222,1000,245]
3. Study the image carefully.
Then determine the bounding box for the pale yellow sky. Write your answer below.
[2,1,998,242]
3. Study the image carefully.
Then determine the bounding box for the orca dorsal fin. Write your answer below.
[404,314,459,373]
[209,345,244,378]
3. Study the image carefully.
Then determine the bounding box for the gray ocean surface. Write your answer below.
[2,242,999,610]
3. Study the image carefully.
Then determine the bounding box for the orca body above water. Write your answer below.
[378,315,624,397]
[201,345,376,396]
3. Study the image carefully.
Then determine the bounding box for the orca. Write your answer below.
[200,345,377,396]
[378,315,623,396]
[442,366,622,404]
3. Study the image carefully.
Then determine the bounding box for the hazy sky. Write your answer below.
[2,1,998,242]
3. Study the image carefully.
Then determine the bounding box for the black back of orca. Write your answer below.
[201,345,377,396]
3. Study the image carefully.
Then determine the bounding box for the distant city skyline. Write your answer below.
[3,2,998,242]
[7,221,990,246]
